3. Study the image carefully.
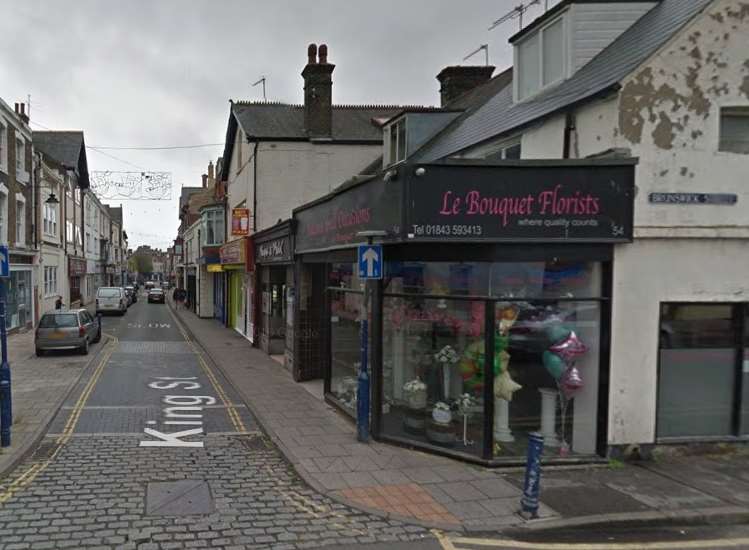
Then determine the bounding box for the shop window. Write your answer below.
[382,296,487,457]
[658,304,738,438]
[719,107,749,154]
[6,270,31,329]
[381,260,603,460]
[328,262,359,290]
[386,260,602,299]
[329,289,366,413]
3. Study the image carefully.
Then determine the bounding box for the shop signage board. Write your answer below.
[407,162,635,242]
[0,246,8,278]
[358,244,383,279]
[220,238,245,264]
[649,192,737,205]
[231,208,250,236]
[256,236,291,263]
[295,177,402,253]
[68,257,87,277]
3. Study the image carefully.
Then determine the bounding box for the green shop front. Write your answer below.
[292,160,635,465]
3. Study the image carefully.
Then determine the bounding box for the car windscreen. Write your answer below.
[39,314,79,328]
[98,289,121,298]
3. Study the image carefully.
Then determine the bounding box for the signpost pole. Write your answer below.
[355,231,385,444]
[0,246,11,447]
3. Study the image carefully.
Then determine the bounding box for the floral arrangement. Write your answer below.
[433,401,451,412]
[403,379,427,394]
[403,378,427,409]
[434,345,459,365]
[432,401,453,424]
[456,393,475,414]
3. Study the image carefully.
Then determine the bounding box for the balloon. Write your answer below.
[494,365,522,401]
[560,365,584,398]
[543,351,566,380]
[546,323,571,345]
[549,331,587,362]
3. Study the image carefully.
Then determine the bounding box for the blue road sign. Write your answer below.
[0,246,8,278]
[358,244,382,279]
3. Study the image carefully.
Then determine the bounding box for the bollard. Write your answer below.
[0,279,11,447]
[520,431,544,518]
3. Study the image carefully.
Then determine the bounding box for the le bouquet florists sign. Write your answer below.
[407,162,635,242]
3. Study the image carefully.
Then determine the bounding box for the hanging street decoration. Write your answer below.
[90,171,172,200]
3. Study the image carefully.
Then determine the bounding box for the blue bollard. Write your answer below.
[0,279,11,447]
[356,317,370,443]
[521,432,544,518]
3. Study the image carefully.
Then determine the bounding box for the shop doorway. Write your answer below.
[262,266,287,357]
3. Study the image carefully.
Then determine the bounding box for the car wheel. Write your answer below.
[35,347,44,357]
[80,339,89,355]
[92,327,101,343]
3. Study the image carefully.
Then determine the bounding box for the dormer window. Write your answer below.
[515,14,567,102]
[388,118,407,166]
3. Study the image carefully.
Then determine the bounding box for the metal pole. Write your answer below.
[0,278,12,447]
[356,238,372,443]
[520,432,545,518]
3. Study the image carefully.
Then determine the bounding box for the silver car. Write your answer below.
[35,309,101,356]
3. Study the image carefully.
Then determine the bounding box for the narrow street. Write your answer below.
[0,292,432,549]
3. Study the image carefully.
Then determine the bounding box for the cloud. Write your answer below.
[1,0,554,248]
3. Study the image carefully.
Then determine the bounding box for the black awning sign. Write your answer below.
[649,193,737,205]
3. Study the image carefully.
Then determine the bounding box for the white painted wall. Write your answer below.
[255,141,380,231]
[519,113,567,159]
[609,238,749,444]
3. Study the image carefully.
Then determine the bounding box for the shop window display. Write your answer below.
[382,296,486,457]
[381,260,602,460]
[329,289,366,413]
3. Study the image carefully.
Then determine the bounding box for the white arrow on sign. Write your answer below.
[362,247,379,277]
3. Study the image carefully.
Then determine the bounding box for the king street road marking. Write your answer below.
[127,322,171,329]
[0,337,118,504]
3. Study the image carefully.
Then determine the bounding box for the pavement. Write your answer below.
[167,297,749,534]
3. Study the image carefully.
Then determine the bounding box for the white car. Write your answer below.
[96,287,127,315]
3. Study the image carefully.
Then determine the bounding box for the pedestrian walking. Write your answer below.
[55,296,63,310]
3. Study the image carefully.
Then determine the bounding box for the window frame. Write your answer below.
[719,106,749,155]
[0,121,6,173]
[386,117,407,167]
[514,12,569,102]
[202,208,225,246]
[0,184,7,245]
[15,194,25,246]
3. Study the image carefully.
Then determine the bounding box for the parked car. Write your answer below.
[148,288,165,304]
[161,281,170,290]
[35,309,101,356]
[96,287,127,315]
[124,285,137,304]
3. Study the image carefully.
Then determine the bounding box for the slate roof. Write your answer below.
[231,102,410,142]
[416,0,714,162]
[33,130,90,188]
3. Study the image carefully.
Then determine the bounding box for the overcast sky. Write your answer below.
[1,0,557,250]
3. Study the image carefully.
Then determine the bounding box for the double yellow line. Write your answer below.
[0,337,117,504]
[168,306,247,434]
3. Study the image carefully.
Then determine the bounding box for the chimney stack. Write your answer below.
[436,66,495,107]
[208,161,214,182]
[201,174,208,188]
[302,43,335,138]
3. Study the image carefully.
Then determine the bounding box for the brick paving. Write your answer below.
[0,434,432,549]
[169,299,550,531]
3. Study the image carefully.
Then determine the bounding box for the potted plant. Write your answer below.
[403,378,427,409]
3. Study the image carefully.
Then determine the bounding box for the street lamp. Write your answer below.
[45,193,60,205]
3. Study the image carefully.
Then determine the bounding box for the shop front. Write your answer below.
[68,256,86,306]
[254,220,295,367]
[7,254,34,331]
[220,237,254,341]
[293,159,635,464]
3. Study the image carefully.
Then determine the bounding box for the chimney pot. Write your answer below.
[14,103,19,114]
[307,43,317,64]
[208,161,214,181]
[201,174,208,188]
[319,44,328,64]
[20,103,25,116]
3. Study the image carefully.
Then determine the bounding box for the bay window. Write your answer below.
[203,209,225,246]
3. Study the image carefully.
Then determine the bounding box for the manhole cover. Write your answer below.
[239,434,272,451]
[145,480,214,516]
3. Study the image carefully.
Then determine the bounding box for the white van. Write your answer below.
[96,287,127,315]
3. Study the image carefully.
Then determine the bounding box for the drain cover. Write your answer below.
[145,480,214,516]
